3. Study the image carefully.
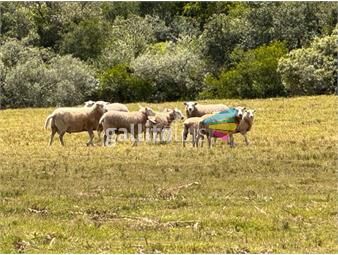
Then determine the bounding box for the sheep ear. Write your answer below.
[148,116,156,124]
[184,102,187,106]
[194,102,198,106]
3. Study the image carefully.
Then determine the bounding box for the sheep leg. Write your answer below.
[59,132,65,146]
[229,134,235,148]
[160,129,164,143]
[87,129,95,146]
[97,130,102,142]
[207,131,212,148]
[243,133,249,145]
[182,128,188,147]
[192,133,196,147]
[103,132,108,147]
[131,134,138,146]
[49,127,57,146]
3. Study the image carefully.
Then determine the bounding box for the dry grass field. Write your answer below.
[0,95,337,253]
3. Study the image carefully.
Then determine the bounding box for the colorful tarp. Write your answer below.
[201,107,239,141]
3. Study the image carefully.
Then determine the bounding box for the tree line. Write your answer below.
[0,2,337,108]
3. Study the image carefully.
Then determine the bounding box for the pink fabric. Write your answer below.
[212,131,229,141]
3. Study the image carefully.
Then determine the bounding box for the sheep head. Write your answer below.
[139,107,155,117]
[184,101,198,115]
[174,108,185,120]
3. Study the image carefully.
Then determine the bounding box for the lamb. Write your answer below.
[98,107,155,146]
[85,100,129,112]
[146,108,185,143]
[229,109,255,147]
[197,107,246,148]
[184,101,228,118]
[182,114,213,148]
[44,102,105,146]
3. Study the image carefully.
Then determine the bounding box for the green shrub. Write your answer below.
[278,32,337,96]
[98,64,153,103]
[0,40,97,108]
[201,42,287,99]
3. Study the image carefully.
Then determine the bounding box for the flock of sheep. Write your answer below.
[44,100,255,148]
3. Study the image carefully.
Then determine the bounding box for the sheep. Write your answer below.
[44,102,105,146]
[84,100,129,113]
[84,100,109,107]
[98,107,155,146]
[229,109,255,147]
[182,114,213,148]
[104,103,129,113]
[197,107,246,148]
[184,101,228,118]
[146,108,185,143]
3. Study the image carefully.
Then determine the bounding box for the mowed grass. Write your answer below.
[0,95,337,253]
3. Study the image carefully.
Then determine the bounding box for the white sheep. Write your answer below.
[84,100,109,107]
[197,107,246,148]
[98,107,155,146]
[182,114,213,148]
[146,108,185,143]
[229,109,255,147]
[184,101,228,118]
[44,102,105,146]
[84,100,129,112]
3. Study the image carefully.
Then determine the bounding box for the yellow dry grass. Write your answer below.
[0,95,336,253]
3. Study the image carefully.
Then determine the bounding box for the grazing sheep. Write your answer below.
[184,101,228,118]
[229,109,255,147]
[197,107,246,148]
[44,102,105,146]
[84,100,129,113]
[84,100,109,107]
[104,103,129,113]
[182,114,213,148]
[146,108,185,143]
[98,107,155,146]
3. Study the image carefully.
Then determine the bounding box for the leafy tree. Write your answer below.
[101,2,140,22]
[201,42,287,99]
[99,15,168,69]
[0,40,97,107]
[98,64,152,103]
[131,37,206,101]
[61,18,109,61]
[278,32,337,96]
[199,9,247,72]
[0,3,34,40]
[139,2,184,24]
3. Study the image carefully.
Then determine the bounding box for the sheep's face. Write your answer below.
[245,109,255,120]
[174,108,185,120]
[184,102,197,115]
[142,107,155,117]
[84,100,95,107]
[235,107,246,119]
[94,102,106,113]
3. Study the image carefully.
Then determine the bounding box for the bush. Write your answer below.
[98,64,153,103]
[0,40,97,108]
[277,32,337,96]
[201,42,287,99]
[98,15,169,69]
[131,36,206,101]
[61,18,109,61]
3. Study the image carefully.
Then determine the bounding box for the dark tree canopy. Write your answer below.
[0,2,336,107]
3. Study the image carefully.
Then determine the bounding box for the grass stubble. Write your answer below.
[0,95,336,253]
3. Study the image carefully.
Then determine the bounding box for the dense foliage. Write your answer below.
[0,2,336,107]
